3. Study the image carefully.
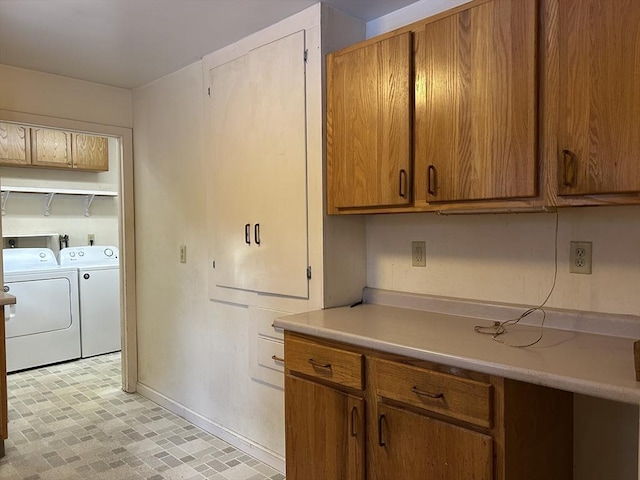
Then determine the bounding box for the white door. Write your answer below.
[209,31,309,298]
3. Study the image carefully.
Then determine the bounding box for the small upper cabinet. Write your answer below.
[73,133,109,171]
[326,32,412,213]
[31,128,73,168]
[414,0,538,203]
[0,122,31,166]
[556,0,640,196]
[0,123,108,172]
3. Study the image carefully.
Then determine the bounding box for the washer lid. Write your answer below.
[58,245,119,266]
[3,248,58,272]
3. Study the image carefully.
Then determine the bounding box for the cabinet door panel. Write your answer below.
[0,123,31,166]
[31,128,72,168]
[371,403,493,480]
[558,0,640,195]
[285,375,364,480]
[73,133,109,171]
[415,0,537,202]
[327,32,412,211]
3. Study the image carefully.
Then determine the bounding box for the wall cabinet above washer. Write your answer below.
[0,122,109,172]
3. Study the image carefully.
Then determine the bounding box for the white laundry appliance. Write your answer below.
[3,248,81,372]
[57,246,121,358]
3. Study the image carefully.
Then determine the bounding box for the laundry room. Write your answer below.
[0,126,123,371]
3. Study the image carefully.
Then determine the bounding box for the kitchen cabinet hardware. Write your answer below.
[244,224,251,245]
[561,150,576,187]
[308,358,332,370]
[411,385,444,399]
[254,223,260,245]
[271,355,285,363]
[399,169,407,198]
[427,165,436,196]
[350,405,358,437]
[378,414,386,447]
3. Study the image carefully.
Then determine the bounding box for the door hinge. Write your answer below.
[208,87,211,97]
[304,49,308,63]
[306,266,312,279]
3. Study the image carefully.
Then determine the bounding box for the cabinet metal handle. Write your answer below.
[411,386,444,399]
[399,169,407,198]
[254,223,261,245]
[308,358,331,370]
[562,149,576,187]
[351,406,358,437]
[427,165,437,195]
[271,355,285,363]
[378,414,386,447]
[245,223,251,244]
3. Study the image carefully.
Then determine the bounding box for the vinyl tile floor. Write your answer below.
[0,353,285,480]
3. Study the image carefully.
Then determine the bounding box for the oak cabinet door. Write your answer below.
[31,128,72,168]
[285,375,364,480]
[371,403,493,480]
[414,0,537,202]
[0,123,31,166]
[73,133,109,171]
[557,0,640,195]
[327,32,412,212]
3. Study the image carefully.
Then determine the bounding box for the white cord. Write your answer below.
[474,211,559,348]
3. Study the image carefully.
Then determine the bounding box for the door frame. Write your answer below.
[0,109,137,392]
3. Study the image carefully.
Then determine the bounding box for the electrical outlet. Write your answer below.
[570,241,592,274]
[179,245,187,264]
[87,233,95,245]
[412,241,426,267]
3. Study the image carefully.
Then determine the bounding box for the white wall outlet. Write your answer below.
[570,241,592,274]
[180,245,187,264]
[87,233,95,245]
[412,241,426,267]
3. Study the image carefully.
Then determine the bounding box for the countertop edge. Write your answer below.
[0,293,16,306]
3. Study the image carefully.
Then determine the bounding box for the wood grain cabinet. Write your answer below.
[0,122,31,166]
[284,332,573,480]
[414,0,537,203]
[326,32,412,213]
[555,0,640,197]
[0,123,109,172]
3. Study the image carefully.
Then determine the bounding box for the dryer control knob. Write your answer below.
[83,273,90,280]
[70,252,76,257]
[3,285,9,293]
[104,248,114,257]
[79,251,85,256]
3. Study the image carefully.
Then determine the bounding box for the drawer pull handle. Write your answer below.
[411,386,444,399]
[308,358,332,370]
[350,406,358,437]
[271,355,285,363]
[378,414,386,447]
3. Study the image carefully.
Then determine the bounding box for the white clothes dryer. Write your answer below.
[3,248,81,372]
[58,246,121,358]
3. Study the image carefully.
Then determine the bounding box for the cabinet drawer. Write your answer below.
[374,358,492,428]
[285,336,363,390]
[257,337,285,373]
[255,307,286,341]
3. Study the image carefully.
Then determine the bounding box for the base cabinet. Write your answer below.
[284,332,573,480]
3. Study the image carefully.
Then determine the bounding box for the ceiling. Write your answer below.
[0,0,419,90]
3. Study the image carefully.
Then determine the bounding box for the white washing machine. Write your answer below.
[58,246,121,358]
[3,248,81,372]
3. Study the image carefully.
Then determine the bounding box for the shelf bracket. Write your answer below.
[44,192,56,216]
[84,194,96,217]
[1,191,9,216]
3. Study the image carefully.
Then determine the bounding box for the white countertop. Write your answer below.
[274,298,640,405]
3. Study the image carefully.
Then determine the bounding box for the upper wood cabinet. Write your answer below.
[31,128,73,168]
[414,0,538,203]
[73,133,109,171]
[556,0,640,196]
[326,32,412,213]
[0,123,109,172]
[0,123,31,166]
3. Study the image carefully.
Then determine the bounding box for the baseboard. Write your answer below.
[136,382,285,473]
